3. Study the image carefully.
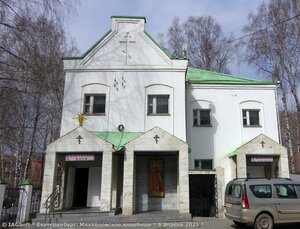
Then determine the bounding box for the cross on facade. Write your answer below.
[119,32,135,65]
[76,135,83,144]
[260,140,265,148]
[154,134,160,144]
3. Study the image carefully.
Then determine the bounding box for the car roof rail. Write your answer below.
[232,177,293,182]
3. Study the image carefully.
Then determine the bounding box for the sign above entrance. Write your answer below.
[65,154,95,161]
[251,156,273,162]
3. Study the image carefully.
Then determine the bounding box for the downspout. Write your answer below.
[275,82,282,144]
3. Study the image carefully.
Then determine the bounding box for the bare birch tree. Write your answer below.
[0,0,79,186]
[165,16,235,73]
[242,0,300,173]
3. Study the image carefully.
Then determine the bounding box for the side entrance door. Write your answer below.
[87,167,101,207]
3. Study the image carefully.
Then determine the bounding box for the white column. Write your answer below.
[279,150,290,178]
[237,154,247,178]
[17,181,33,223]
[122,148,134,215]
[100,150,113,211]
[178,145,190,213]
[216,166,225,218]
[0,181,6,222]
[40,151,57,213]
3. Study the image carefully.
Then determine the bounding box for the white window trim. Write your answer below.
[242,109,261,127]
[194,159,213,170]
[147,94,170,115]
[84,94,106,115]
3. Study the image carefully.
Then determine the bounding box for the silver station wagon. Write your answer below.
[224,178,300,229]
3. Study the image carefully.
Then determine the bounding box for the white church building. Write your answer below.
[40,16,289,217]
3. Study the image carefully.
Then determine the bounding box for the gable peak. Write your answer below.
[111,16,146,33]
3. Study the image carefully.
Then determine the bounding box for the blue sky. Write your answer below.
[65,0,265,78]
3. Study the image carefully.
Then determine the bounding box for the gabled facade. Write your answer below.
[61,16,187,141]
[40,16,289,217]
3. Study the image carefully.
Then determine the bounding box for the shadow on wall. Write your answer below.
[187,98,219,169]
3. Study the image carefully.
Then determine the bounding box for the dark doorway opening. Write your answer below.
[73,168,89,207]
[116,154,124,209]
[189,174,216,217]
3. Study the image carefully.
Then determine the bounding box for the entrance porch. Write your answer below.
[39,127,113,213]
[122,127,190,215]
[229,134,289,178]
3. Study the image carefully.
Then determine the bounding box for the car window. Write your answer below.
[226,184,242,198]
[295,185,300,194]
[275,184,298,199]
[233,185,242,198]
[227,184,232,196]
[250,185,272,198]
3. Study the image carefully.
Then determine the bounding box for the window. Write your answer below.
[227,185,242,198]
[148,95,169,115]
[275,184,298,199]
[194,159,213,170]
[84,94,106,114]
[242,109,260,126]
[193,109,211,126]
[250,185,272,198]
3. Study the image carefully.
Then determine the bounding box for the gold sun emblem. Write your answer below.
[73,113,87,126]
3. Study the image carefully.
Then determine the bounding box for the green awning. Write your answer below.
[93,132,143,151]
[227,150,237,158]
[186,67,274,85]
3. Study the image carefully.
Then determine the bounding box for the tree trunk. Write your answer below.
[280,84,295,173]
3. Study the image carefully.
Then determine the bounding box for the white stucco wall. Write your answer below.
[61,17,187,141]
[186,84,279,184]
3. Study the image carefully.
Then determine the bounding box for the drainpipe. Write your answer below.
[275,82,282,144]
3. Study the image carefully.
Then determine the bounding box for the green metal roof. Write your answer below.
[186,67,274,85]
[63,29,173,61]
[93,132,143,151]
[63,30,112,60]
[63,16,186,61]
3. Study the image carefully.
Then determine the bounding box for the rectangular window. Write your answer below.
[84,94,106,115]
[193,109,211,126]
[148,95,169,115]
[194,159,213,170]
[250,185,272,198]
[242,109,260,126]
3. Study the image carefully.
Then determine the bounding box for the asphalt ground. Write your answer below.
[3,217,300,229]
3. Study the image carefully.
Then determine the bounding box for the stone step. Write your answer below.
[32,210,192,224]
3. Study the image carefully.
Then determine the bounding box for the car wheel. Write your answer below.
[233,221,246,227]
[254,213,273,229]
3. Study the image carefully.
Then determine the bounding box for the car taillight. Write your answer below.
[242,195,249,209]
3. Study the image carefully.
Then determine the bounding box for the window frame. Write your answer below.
[275,184,298,199]
[194,159,213,170]
[83,94,106,115]
[242,109,261,127]
[250,184,272,198]
[193,109,212,127]
[227,184,242,198]
[147,94,170,116]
